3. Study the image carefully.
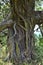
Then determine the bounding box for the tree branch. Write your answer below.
[0,19,13,31]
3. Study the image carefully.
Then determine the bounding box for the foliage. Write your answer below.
[0,0,10,21]
[35,0,43,11]
[34,34,43,64]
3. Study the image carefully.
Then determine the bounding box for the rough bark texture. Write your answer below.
[0,0,43,65]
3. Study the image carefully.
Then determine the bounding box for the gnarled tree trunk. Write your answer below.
[0,0,43,65]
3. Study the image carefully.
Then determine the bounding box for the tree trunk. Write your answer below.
[0,0,43,65]
[9,0,35,64]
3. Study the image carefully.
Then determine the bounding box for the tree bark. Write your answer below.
[0,0,43,65]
